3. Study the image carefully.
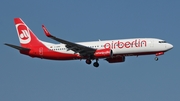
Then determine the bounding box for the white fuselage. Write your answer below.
[42,38,173,56]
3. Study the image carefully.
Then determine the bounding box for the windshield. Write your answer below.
[159,41,166,43]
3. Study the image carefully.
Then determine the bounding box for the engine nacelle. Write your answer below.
[94,48,113,58]
[105,56,125,63]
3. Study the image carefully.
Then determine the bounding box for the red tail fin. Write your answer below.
[14,18,41,48]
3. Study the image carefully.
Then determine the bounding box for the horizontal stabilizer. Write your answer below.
[4,43,30,51]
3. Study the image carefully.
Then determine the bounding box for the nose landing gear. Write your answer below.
[154,52,164,61]
[154,57,158,61]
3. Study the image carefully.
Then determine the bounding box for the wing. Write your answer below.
[42,25,96,57]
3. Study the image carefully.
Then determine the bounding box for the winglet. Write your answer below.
[42,25,52,37]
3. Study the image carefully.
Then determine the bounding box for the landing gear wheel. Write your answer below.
[86,59,92,64]
[93,62,99,67]
[154,57,158,61]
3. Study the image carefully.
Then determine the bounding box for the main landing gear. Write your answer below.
[86,59,92,64]
[93,61,99,67]
[85,59,99,67]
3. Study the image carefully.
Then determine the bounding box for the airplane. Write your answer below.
[5,18,173,67]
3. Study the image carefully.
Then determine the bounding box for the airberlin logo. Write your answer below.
[16,23,31,44]
[104,39,147,49]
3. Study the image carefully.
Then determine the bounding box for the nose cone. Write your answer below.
[166,43,173,50]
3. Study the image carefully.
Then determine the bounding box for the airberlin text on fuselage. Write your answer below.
[104,39,147,49]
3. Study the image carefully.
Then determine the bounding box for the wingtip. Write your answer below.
[42,25,51,37]
[42,25,45,28]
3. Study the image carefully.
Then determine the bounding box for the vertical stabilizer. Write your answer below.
[14,18,41,48]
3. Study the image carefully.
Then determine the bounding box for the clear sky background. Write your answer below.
[0,0,180,101]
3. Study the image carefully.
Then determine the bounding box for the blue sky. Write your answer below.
[0,0,180,101]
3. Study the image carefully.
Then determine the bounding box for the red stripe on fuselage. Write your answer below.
[20,42,81,60]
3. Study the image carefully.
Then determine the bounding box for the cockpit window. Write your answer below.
[159,41,166,43]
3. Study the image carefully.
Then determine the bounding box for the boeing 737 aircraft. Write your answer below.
[5,18,173,67]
